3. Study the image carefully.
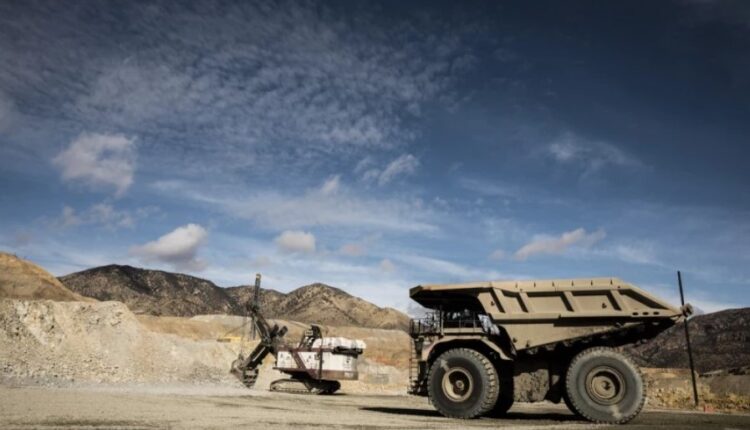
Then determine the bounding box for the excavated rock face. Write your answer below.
[626,308,750,373]
[225,283,410,331]
[59,265,240,317]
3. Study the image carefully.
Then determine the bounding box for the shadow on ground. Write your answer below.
[360,407,579,422]
[360,407,440,417]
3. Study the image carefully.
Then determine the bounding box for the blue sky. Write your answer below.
[1,1,748,313]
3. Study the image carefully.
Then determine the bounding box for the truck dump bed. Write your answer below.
[410,277,686,351]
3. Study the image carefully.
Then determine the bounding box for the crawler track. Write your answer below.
[270,378,341,395]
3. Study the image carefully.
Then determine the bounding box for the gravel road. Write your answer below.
[1,386,748,430]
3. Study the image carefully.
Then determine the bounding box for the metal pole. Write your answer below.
[678,271,699,407]
[251,274,261,340]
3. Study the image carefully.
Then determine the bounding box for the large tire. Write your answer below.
[485,362,514,417]
[562,390,583,419]
[427,348,499,419]
[565,347,645,424]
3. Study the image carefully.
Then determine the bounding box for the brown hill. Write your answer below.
[626,307,750,373]
[59,265,240,316]
[224,284,287,315]
[225,283,410,331]
[58,265,408,330]
[0,252,89,302]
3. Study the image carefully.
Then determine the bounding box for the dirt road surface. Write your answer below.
[1,386,749,430]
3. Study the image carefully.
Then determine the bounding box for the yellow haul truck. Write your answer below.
[407,278,691,424]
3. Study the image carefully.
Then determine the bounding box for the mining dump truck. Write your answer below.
[407,278,691,424]
[230,274,366,394]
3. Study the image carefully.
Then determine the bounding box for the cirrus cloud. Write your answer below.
[514,228,606,261]
[54,203,139,230]
[152,177,437,233]
[362,154,421,186]
[546,132,640,174]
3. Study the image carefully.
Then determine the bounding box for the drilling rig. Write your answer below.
[230,274,366,394]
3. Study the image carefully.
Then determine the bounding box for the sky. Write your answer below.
[1,0,749,314]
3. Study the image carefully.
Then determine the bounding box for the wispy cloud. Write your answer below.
[362,154,421,186]
[337,233,381,257]
[130,223,208,271]
[53,203,142,230]
[397,254,504,280]
[1,2,480,176]
[340,243,366,257]
[53,133,136,196]
[545,132,641,173]
[610,242,662,266]
[458,177,520,198]
[488,249,506,261]
[320,175,341,196]
[354,154,420,187]
[514,227,606,260]
[379,258,396,273]
[0,90,16,132]
[153,178,437,233]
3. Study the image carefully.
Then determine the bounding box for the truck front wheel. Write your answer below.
[565,347,645,424]
[427,348,499,419]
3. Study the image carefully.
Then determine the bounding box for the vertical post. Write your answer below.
[251,273,261,340]
[678,271,699,407]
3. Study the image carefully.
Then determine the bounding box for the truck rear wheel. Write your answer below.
[427,348,499,419]
[565,347,645,424]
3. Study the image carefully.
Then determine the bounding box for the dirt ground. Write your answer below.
[1,386,749,430]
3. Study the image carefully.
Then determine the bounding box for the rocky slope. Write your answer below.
[627,307,750,373]
[223,284,287,315]
[59,265,240,316]
[226,283,410,330]
[0,253,90,302]
[59,265,410,330]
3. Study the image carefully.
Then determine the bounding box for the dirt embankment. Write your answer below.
[0,253,90,302]
[643,368,750,412]
[0,299,239,386]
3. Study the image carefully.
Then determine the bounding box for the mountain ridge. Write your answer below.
[58,264,409,330]
[225,282,409,330]
[59,264,240,316]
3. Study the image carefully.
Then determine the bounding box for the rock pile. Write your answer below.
[643,368,750,412]
[0,299,239,386]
